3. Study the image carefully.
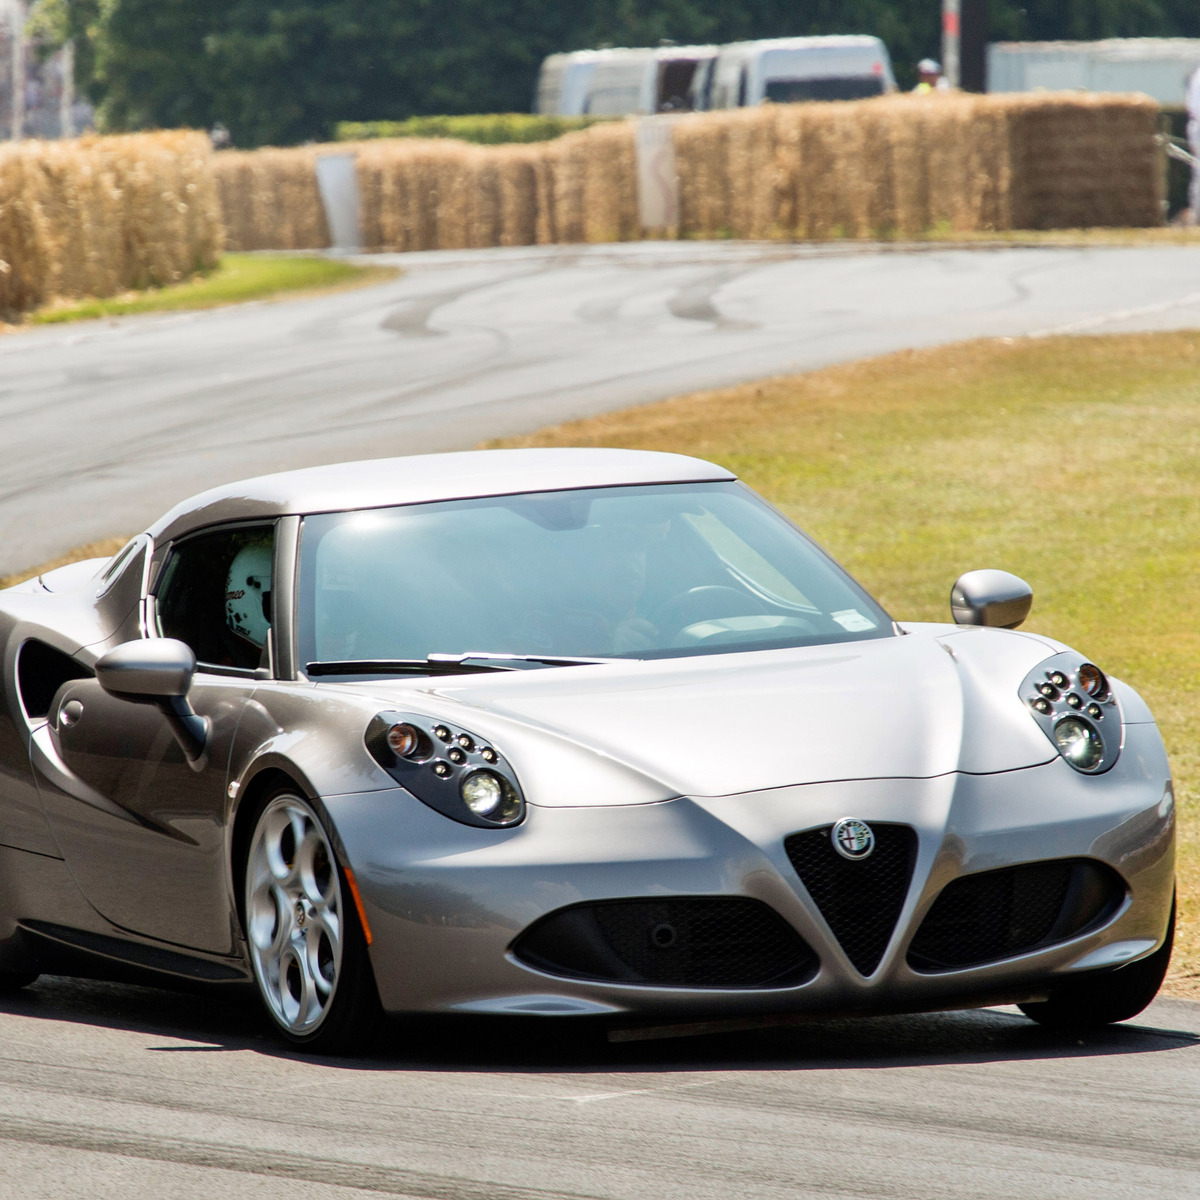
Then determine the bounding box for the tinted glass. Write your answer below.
[156,525,275,671]
[297,483,892,670]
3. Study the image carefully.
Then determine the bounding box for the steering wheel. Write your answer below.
[647,586,763,638]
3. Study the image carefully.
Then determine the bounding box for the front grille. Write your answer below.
[907,858,1126,973]
[512,897,818,989]
[784,824,917,976]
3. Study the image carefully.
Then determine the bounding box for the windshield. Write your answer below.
[297,482,893,674]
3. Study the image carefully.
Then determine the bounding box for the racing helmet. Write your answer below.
[226,541,273,648]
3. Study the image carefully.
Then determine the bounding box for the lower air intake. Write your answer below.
[784,824,918,976]
[907,858,1127,973]
[512,897,818,989]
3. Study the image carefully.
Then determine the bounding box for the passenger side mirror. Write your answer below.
[950,570,1033,630]
[95,639,210,765]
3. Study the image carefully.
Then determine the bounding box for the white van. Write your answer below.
[535,46,718,116]
[694,36,897,109]
[535,51,605,117]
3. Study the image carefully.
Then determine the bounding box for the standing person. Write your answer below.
[913,59,950,93]
[1188,65,1200,224]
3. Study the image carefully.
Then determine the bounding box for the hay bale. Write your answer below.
[1006,92,1162,229]
[209,93,1163,260]
[213,145,329,252]
[0,130,221,315]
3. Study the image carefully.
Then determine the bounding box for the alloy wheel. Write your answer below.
[245,794,343,1036]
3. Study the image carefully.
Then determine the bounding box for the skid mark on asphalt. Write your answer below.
[0,1114,608,1200]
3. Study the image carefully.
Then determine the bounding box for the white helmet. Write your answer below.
[226,541,273,647]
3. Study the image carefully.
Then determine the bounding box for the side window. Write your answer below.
[155,525,275,671]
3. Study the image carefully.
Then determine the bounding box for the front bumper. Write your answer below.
[326,721,1174,1018]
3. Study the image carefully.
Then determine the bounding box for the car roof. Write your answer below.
[147,448,737,544]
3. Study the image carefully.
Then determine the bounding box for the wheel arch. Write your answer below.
[229,765,314,934]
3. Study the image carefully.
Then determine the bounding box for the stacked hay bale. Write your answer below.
[0,130,221,315]
[1005,93,1162,229]
[212,92,1162,256]
[357,139,544,251]
[674,92,1158,240]
[214,124,641,253]
[214,145,330,252]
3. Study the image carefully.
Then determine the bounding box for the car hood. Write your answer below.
[351,625,1062,805]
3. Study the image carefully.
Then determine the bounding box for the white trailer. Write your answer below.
[694,36,897,110]
[988,39,1200,107]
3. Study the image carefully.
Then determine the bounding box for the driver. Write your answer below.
[225,540,273,665]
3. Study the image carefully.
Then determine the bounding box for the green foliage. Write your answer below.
[64,0,1200,147]
[29,254,393,325]
[335,113,617,145]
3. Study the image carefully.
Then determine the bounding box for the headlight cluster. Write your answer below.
[365,711,525,827]
[1021,653,1121,774]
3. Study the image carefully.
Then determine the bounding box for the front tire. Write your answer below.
[1019,896,1175,1029]
[244,788,383,1053]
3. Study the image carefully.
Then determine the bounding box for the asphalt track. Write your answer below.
[3,240,1200,575]
[2,241,1200,1197]
[1,979,1198,1199]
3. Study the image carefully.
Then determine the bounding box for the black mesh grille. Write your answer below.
[783,824,917,976]
[907,858,1126,973]
[512,897,817,989]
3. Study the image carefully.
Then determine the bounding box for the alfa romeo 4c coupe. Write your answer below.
[0,449,1174,1051]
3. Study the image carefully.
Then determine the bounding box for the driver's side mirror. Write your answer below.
[950,570,1033,630]
[95,638,210,765]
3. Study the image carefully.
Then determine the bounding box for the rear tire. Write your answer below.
[243,787,384,1054]
[1019,896,1175,1029]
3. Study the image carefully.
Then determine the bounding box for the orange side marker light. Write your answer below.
[344,867,374,945]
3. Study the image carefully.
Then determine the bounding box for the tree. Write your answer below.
[79,0,1200,147]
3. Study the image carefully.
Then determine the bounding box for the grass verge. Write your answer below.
[485,331,1200,998]
[335,114,618,144]
[17,254,395,327]
[921,226,1200,248]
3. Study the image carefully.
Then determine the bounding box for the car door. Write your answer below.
[32,522,278,954]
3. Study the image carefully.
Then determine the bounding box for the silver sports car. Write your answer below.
[0,449,1175,1052]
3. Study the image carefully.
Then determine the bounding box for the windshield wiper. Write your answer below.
[305,652,620,678]
[305,659,514,677]
[427,651,622,668]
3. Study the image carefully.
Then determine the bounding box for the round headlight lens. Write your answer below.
[1078,664,1109,699]
[1053,717,1103,771]
[386,722,422,758]
[461,770,505,817]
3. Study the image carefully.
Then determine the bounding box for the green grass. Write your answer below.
[488,331,1200,997]
[335,113,619,145]
[28,254,396,326]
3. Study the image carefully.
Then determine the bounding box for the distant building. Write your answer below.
[0,0,94,139]
[988,39,1200,108]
